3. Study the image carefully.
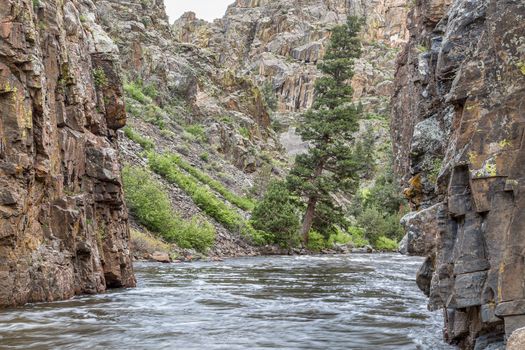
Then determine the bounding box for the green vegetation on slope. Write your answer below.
[122,166,215,252]
[123,126,154,150]
[147,153,264,244]
[168,154,255,211]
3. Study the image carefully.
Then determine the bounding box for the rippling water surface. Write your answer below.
[0,254,456,350]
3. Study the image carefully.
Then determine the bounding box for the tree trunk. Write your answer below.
[301,160,325,246]
[301,197,317,246]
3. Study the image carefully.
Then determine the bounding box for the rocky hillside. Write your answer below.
[394,0,525,348]
[85,0,410,258]
[0,0,135,307]
[173,0,409,156]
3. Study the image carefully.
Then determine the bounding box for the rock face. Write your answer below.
[0,0,135,307]
[96,0,277,172]
[392,0,525,348]
[174,0,409,114]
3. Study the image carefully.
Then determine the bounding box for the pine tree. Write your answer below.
[287,17,364,244]
[251,181,301,248]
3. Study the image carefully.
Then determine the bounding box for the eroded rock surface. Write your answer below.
[392,0,525,348]
[0,0,135,307]
[174,0,409,115]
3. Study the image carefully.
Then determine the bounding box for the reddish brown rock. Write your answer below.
[392,0,525,348]
[0,0,135,307]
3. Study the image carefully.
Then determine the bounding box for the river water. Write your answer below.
[0,254,456,350]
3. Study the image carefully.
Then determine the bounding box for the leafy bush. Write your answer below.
[327,227,353,246]
[123,126,154,150]
[124,81,151,104]
[165,217,215,253]
[148,154,242,230]
[261,81,277,111]
[93,67,108,87]
[142,83,159,100]
[307,230,328,252]
[168,154,255,211]
[122,166,215,252]
[356,207,404,245]
[347,226,369,248]
[251,181,301,248]
[199,152,209,162]
[184,124,207,143]
[375,236,398,251]
[239,126,250,139]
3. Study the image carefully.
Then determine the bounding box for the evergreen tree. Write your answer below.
[250,181,301,248]
[287,17,364,244]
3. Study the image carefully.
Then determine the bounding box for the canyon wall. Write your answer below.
[0,0,135,307]
[174,0,409,115]
[393,0,525,348]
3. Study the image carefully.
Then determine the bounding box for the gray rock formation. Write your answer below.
[392,0,525,348]
[174,0,409,115]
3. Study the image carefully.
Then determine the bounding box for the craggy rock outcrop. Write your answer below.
[393,0,525,348]
[174,0,409,114]
[0,0,135,307]
[95,0,276,172]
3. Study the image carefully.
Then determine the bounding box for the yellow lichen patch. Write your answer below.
[485,161,497,177]
[498,139,511,149]
[517,61,525,76]
[468,151,478,164]
[498,262,505,302]
[471,157,498,178]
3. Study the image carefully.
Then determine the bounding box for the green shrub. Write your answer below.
[307,230,328,252]
[122,166,215,252]
[184,124,207,142]
[165,217,215,253]
[347,226,369,247]
[199,152,209,162]
[148,154,243,231]
[142,83,159,99]
[261,81,277,112]
[123,126,154,150]
[327,227,353,246]
[169,154,255,211]
[239,126,250,139]
[124,81,151,104]
[375,236,398,251]
[93,67,108,87]
[251,181,301,248]
[143,104,165,129]
[356,208,404,246]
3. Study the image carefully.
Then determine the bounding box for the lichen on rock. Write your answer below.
[0,0,135,307]
[392,0,525,347]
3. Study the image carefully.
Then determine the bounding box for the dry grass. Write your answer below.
[130,229,171,256]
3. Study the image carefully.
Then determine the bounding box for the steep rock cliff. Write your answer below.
[174,0,409,115]
[393,0,525,348]
[173,0,409,161]
[0,0,135,307]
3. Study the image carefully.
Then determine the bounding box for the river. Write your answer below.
[0,254,456,350]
